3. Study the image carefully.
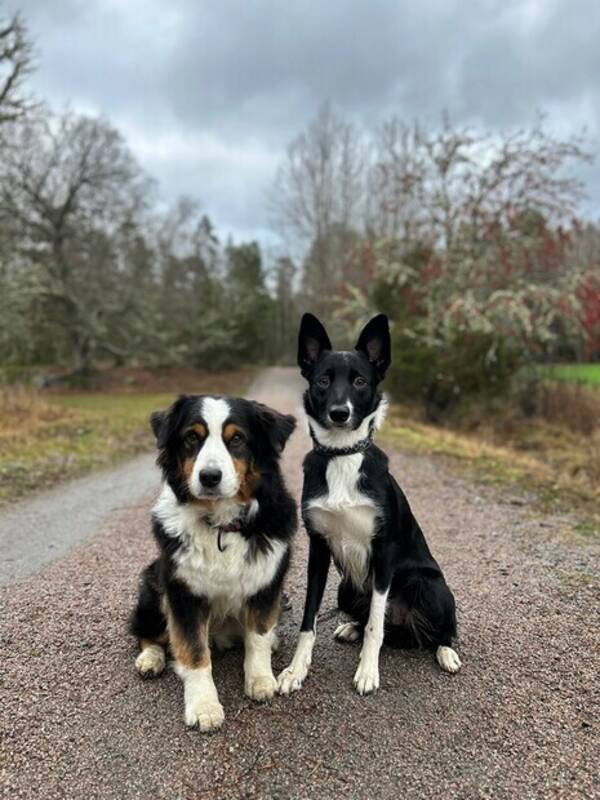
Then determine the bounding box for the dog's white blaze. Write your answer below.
[354,586,389,695]
[306,453,377,588]
[176,663,224,730]
[154,485,286,619]
[189,397,239,499]
[308,393,389,449]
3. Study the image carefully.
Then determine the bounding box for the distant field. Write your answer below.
[538,363,600,387]
[0,367,253,506]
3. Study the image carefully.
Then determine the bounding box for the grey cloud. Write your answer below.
[15,0,600,239]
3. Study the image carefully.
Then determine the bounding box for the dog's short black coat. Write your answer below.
[130,394,297,730]
[278,313,460,696]
[302,444,457,648]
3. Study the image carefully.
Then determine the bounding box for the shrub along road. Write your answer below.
[1,368,598,799]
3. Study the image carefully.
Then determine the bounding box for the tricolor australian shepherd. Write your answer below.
[130,395,296,732]
[278,313,461,697]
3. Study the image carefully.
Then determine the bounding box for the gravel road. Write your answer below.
[2,367,598,799]
[0,454,158,586]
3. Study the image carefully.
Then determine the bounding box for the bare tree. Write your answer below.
[0,10,34,126]
[370,114,591,258]
[271,103,363,241]
[359,114,596,358]
[0,110,152,371]
[270,103,366,315]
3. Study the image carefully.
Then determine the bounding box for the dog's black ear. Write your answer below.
[355,314,391,378]
[252,401,296,459]
[297,313,332,377]
[150,395,189,449]
[150,410,165,441]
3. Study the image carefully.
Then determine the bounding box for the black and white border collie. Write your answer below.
[130,395,296,732]
[278,313,461,697]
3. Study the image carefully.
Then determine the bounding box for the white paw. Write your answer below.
[353,661,379,695]
[184,700,225,732]
[135,645,165,677]
[245,673,277,701]
[277,662,309,695]
[436,646,462,674]
[334,621,361,643]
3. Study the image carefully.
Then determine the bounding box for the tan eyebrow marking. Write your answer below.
[223,423,243,442]
[192,423,207,438]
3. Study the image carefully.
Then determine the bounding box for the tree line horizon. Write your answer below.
[1,9,599,409]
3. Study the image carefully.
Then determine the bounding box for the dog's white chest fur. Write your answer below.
[306,453,377,587]
[154,486,285,619]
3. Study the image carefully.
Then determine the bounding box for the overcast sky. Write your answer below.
[13,0,600,245]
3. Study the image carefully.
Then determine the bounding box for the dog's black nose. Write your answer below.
[199,468,222,488]
[329,406,350,424]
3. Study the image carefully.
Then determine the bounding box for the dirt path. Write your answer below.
[2,368,598,799]
[0,454,158,586]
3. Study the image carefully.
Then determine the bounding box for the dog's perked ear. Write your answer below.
[297,313,332,377]
[150,395,190,449]
[355,314,391,379]
[252,401,296,460]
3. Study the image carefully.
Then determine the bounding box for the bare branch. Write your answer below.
[0,10,35,125]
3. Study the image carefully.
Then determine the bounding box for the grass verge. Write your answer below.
[0,367,254,507]
[536,363,600,387]
[381,405,599,541]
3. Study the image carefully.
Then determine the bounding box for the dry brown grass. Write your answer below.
[0,366,253,506]
[524,380,600,436]
[0,385,75,436]
[383,384,599,538]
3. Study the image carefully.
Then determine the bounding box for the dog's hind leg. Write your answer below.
[436,645,462,673]
[389,569,462,674]
[335,578,367,642]
[334,621,362,642]
[136,639,167,677]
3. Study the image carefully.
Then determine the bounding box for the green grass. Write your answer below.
[537,363,600,387]
[0,371,250,506]
[51,391,177,415]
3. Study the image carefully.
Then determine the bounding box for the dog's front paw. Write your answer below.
[277,662,308,695]
[353,661,379,696]
[436,646,462,674]
[245,673,277,702]
[184,700,225,732]
[135,645,165,678]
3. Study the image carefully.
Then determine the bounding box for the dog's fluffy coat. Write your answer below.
[130,395,296,731]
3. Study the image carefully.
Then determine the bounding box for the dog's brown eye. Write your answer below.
[229,432,244,447]
[317,375,330,388]
[184,432,199,447]
[353,376,367,389]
